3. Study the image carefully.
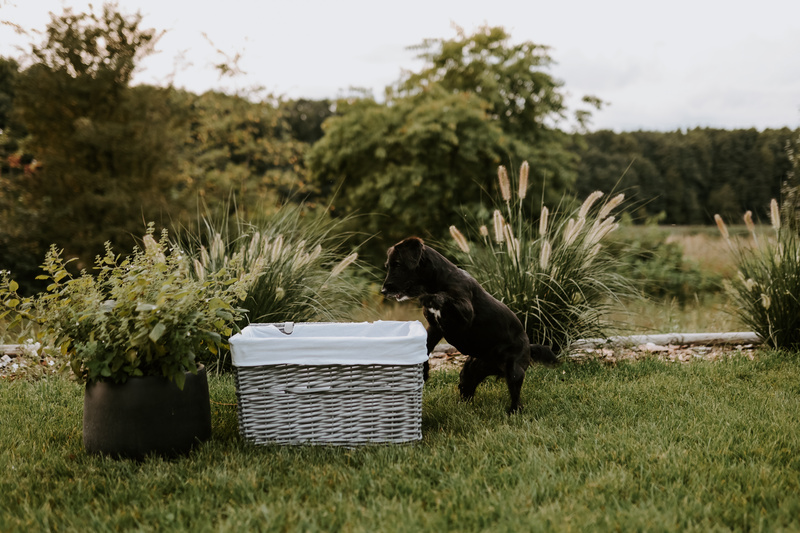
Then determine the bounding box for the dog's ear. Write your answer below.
[396,237,425,269]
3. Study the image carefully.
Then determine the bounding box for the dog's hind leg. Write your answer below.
[458,357,497,402]
[505,362,527,414]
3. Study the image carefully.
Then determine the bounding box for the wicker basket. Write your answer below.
[229,321,427,446]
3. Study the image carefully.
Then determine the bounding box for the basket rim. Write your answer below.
[229,321,429,367]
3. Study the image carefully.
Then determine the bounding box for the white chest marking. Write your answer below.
[427,308,442,320]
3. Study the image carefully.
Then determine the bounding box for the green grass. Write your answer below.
[2,351,800,532]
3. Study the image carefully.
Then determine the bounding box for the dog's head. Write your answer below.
[380,237,428,301]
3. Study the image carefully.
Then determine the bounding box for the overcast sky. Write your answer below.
[2,0,799,132]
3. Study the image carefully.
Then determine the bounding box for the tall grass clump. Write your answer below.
[716,201,800,349]
[176,204,366,329]
[448,162,634,354]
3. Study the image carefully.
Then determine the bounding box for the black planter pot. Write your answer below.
[83,365,212,459]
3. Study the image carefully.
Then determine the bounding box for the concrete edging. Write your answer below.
[570,332,761,350]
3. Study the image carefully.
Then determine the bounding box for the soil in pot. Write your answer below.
[83,365,212,459]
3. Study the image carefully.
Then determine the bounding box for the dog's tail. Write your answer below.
[530,344,560,366]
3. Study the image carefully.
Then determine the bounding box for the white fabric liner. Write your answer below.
[229,321,429,366]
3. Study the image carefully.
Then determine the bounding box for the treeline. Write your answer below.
[1,5,798,291]
[573,128,796,225]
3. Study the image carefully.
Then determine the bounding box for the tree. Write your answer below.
[308,86,506,252]
[308,26,584,257]
[0,57,19,133]
[279,98,334,145]
[180,90,312,221]
[573,128,796,226]
[397,25,596,192]
[0,56,44,291]
[9,4,187,272]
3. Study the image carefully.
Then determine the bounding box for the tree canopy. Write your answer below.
[8,5,185,273]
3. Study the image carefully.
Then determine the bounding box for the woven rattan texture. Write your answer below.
[235,363,424,445]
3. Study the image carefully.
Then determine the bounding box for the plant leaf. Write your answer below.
[148,322,167,343]
[173,370,186,390]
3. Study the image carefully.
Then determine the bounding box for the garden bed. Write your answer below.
[2,333,763,379]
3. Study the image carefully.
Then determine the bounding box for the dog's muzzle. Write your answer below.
[380,286,410,302]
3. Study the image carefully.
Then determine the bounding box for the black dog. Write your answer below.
[381,237,558,413]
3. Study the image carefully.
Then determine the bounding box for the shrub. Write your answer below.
[716,202,800,349]
[447,162,634,354]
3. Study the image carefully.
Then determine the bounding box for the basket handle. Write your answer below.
[249,322,295,334]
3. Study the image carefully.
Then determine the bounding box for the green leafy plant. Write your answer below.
[716,202,800,349]
[448,162,634,354]
[1,226,251,388]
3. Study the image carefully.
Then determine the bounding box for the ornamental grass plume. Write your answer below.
[743,210,759,246]
[598,194,625,220]
[503,223,520,266]
[586,217,618,248]
[498,166,512,202]
[714,214,730,240]
[743,210,755,234]
[329,252,359,278]
[717,199,800,350]
[492,210,505,243]
[563,217,585,246]
[770,198,781,231]
[540,239,551,270]
[450,225,470,253]
[539,206,549,236]
[579,191,604,219]
[518,161,530,200]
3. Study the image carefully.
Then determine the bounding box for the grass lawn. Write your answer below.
[2,351,800,532]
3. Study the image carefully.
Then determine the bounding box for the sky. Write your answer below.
[1,0,799,132]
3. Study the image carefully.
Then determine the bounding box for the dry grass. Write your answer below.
[665,225,767,278]
[610,296,744,335]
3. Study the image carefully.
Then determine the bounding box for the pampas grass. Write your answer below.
[717,201,800,350]
[175,204,367,331]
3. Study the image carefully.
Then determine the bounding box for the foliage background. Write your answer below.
[0,5,798,303]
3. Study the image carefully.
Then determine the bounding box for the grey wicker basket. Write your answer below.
[229,321,427,446]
